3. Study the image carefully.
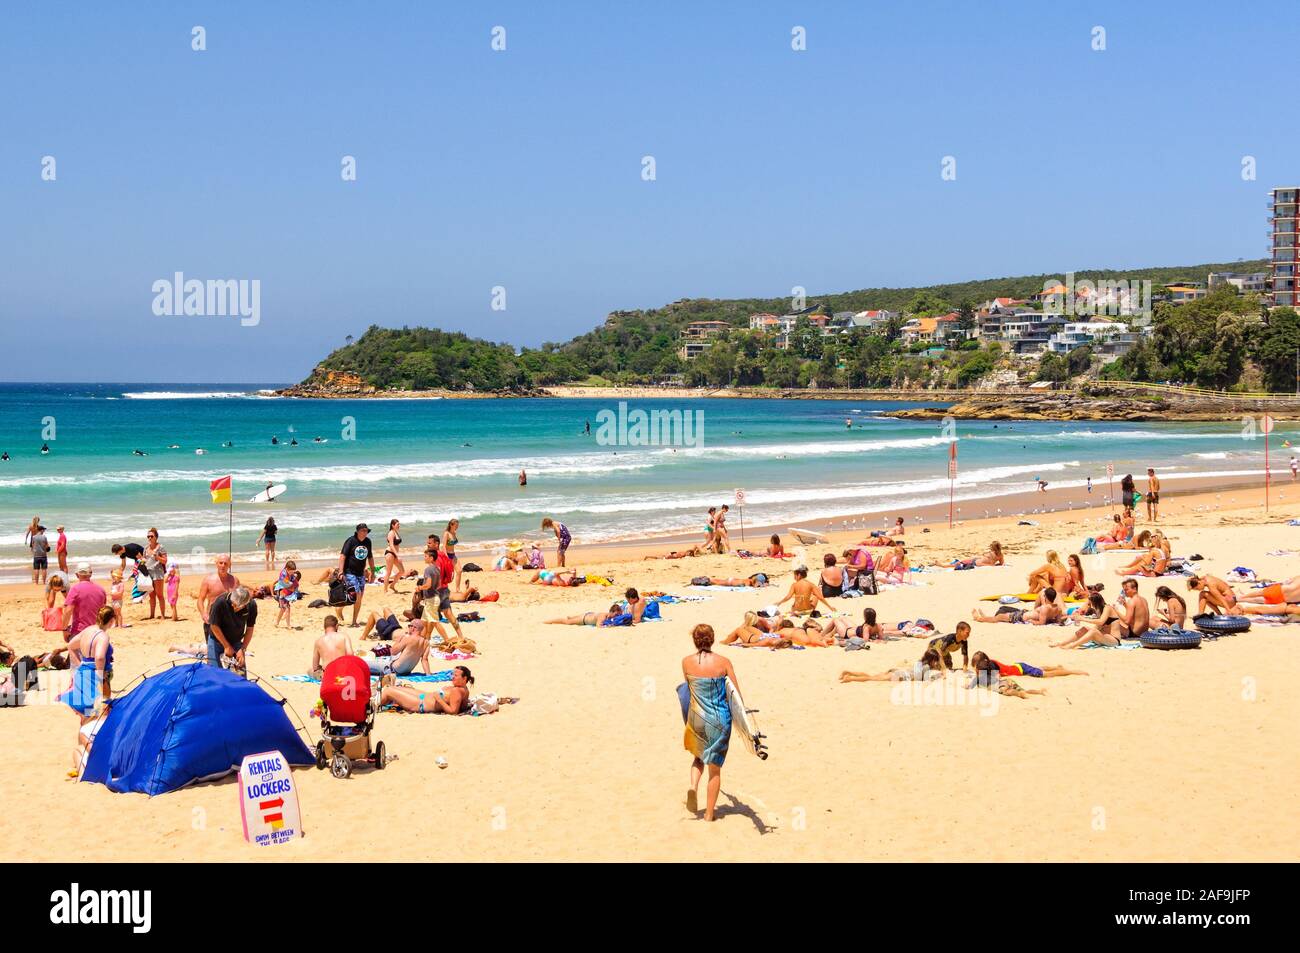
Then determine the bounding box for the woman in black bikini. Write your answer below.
[256,517,278,571]
[445,518,461,591]
[382,519,404,595]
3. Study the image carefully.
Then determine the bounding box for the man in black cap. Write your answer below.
[337,523,375,627]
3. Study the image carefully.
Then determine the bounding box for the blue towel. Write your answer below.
[274,670,454,684]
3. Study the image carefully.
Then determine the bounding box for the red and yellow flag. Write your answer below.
[210,475,232,504]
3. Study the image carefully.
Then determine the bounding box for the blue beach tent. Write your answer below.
[83,663,313,796]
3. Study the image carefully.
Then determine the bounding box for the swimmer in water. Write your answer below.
[271,436,279,445]
[132,449,148,456]
[40,443,50,454]
[0,452,8,461]
[290,438,298,446]
[223,441,234,447]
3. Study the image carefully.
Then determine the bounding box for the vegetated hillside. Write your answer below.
[304,259,1280,391]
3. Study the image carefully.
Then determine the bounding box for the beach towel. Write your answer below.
[688,584,751,592]
[679,676,731,766]
[982,592,1085,603]
[1079,642,1141,650]
[274,670,454,684]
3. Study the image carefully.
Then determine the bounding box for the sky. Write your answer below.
[2,0,1296,383]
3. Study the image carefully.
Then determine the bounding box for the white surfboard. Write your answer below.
[788,526,828,545]
[725,676,768,760]
[249,483,287,503]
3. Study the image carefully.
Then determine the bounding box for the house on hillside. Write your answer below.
[677,320,730,361]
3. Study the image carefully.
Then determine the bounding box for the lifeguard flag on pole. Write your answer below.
[210,475,232,504]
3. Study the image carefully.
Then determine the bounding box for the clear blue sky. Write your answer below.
[2,1,1294,383]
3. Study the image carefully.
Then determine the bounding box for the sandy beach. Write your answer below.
[2,477,1298,863]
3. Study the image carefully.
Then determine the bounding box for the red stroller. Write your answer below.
[315,655,386,778]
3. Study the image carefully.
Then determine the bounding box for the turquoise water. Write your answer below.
[0,383,1279,577]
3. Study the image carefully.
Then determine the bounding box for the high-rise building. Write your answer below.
[1269,187,1299,307]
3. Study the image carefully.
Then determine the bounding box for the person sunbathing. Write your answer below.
[1188,574,1235,614]
[545,604,621,626]
[972,589,1065,626]
[695,573,770,588]
[1234,576,1300,605]
[1026,551,1069,594]
[643,546,704,560]
[361,619,430,676]
[949,541,1004,569]
[1238,602,1300,616]
[310,616,356,677]
[820,606,886,642]
[840,648,943,683]
[1053,578,1149,648]
[1115,545,1167,577]
[528,569,581,587]
[1093,513,1131,550]
[875,543,911,583]
[1153,586,1187,627]
[766,535,786,557]
[376,666,473,714]
[775,567,835,615]
[720,612,793,648]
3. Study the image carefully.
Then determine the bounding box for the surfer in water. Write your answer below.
[1,452,9,461]
[132,449,148,456]
[682,623,739,822]
[271,436,279,445]
[40,443,50,454]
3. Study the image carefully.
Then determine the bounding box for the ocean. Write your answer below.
[0,382,1282,578]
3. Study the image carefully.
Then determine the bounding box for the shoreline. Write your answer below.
[3,467,1283,586]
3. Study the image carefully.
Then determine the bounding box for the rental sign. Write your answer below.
[238,750,303,846]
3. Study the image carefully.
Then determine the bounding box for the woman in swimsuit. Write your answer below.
[1153,586,1187,626]
[1115,543,1165,577]
[766,535,786,558]
[820,606,886,642]
[256,517,278,571]
[720,611,792,648]
[545,604,621,626]
[382,519,405,595]
[444,519,461,590]
[377,666,474,714]
[1027,550,1069,594]
[59,605,115,777]
[528,568,581,587]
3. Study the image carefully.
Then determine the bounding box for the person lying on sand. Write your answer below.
[545,605,621,626]
[972,589,1065,626]
[775,567,834,615]
[644,546,704,560]
[971,651,1087,680]
[310,615,354,677]
[720,612,793,648]
[947,540,1004,570]
[528,569,582,587]
[1234,576,1300,606]
[1052,578,1149,648]
[1188,574,1235,614]
[692,573,770,588]
[376,666,472,714]
[1238,602,1300,616]
[840,648,943,683]
[820,606,888,642]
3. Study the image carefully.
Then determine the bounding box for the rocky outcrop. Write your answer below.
[894,392,1300,421]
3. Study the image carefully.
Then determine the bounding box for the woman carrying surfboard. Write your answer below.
[681,623,738,822]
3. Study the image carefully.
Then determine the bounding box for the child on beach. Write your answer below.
[275,562,302,629]
[839,648,943,683]
[165,564,181,621]
[928,621,972,670]
[109,569,126,628]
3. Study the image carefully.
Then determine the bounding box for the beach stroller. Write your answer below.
[315,655,385,778]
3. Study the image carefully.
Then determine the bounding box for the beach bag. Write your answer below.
[42,607,64,631]
[468,693,499,716]
[1080,537,1097,555]
[642,600,661,620]
[602,613,633,627]
[327,579,357,607]
[462,562,483,573]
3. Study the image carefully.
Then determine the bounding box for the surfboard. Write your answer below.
[249,483,287,503]
[788,526,828,545]
[725,676,768,760]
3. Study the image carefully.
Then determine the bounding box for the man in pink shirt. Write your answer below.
[64,561,107,641]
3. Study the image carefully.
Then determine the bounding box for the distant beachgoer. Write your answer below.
[949,540,1003,570]
[29,523,49,585]
[541,517,571,567]
[109,569,125,628]
[1146,468,1161,522]
[714,505,731,554]
[766,534,785,557]
[445,519,462,590]
[545,604,622,627]
[1291,456,1298,481]
[165,564,181,622]
[775,567,834,615]
[682,624,737,821]
[141,528,168,620]
[1087,476,1093,493]
[382,519,405,595]
[703,507,718,552]
[1120,473,1138,509]
[256,517,278,570]
[518,469,527,486]
[55,525,69,574]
